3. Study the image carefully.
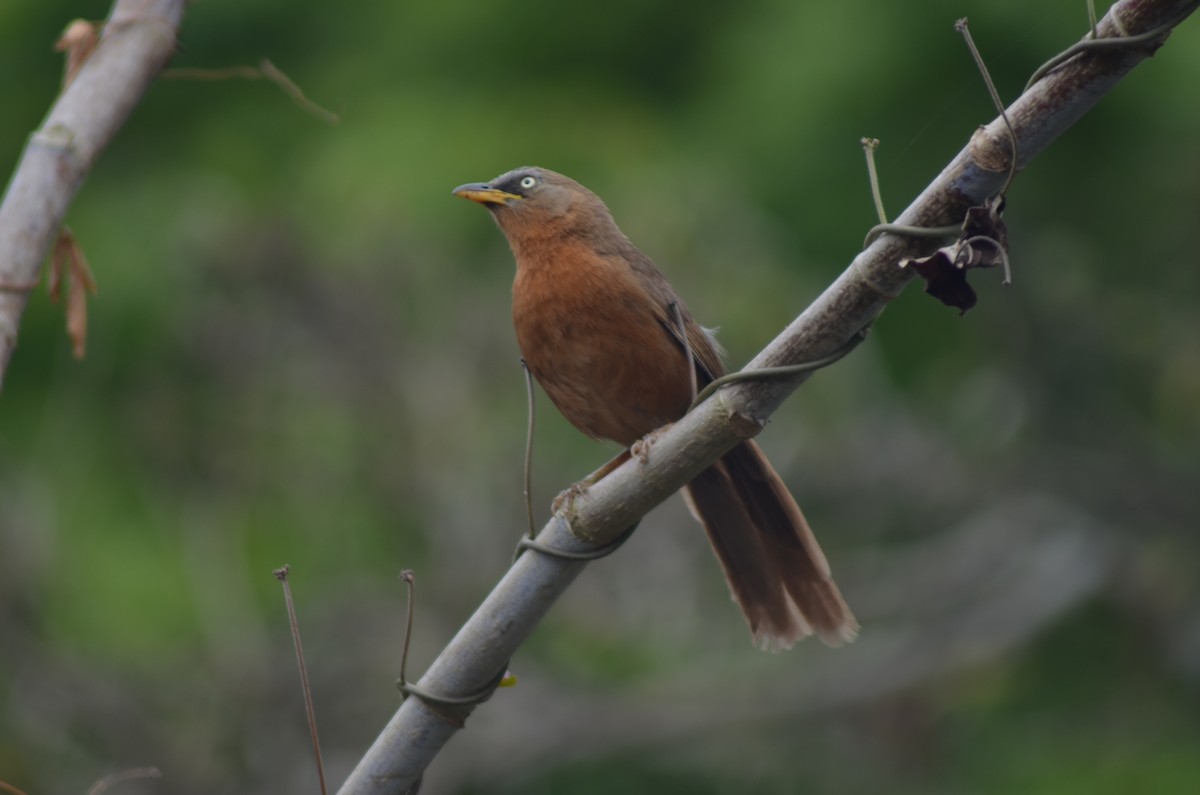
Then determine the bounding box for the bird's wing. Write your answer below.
[621,249,726,383]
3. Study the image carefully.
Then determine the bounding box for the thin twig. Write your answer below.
[861,138,888,224]
[865,222,960,249]
[274,565,328,795]
[962,234,1013,284]
[1023,12,1182,91]
[163,59,340,124]
[395,572,512,714]
[688,331,868,412]
[86,768,162,795]
[864,221,960,249]
[956,18,1018,197]
[520,359,537,539]
[398,570,416,688]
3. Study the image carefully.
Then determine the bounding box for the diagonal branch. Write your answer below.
[0,0,187,389]
[338,1,1197,791]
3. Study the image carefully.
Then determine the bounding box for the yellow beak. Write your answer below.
[452,182,523,206]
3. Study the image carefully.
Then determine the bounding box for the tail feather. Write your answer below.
[683,440,857,650]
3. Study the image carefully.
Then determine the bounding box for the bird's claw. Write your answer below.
[630,439,651,463]
[552,481,590,514]
[631,425,672,464]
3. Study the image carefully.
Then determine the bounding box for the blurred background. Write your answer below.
[2,1,1199,793]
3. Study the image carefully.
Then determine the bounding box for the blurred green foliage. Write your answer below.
[2,1,1198,793]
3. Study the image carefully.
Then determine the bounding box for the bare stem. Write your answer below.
[521,359,537,539]
[86,768,162,795]
[956,18,1018,196]
[861,137,888,224]
[398,570,416,687]
[274,566,328,795]
[163,59,340,124]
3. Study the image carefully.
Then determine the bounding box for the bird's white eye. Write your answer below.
[519,176,537,189]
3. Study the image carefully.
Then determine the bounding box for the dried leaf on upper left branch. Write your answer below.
[55,19,100,88]
[49,228,98,359]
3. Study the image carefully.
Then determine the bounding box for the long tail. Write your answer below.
[682,440,858,650]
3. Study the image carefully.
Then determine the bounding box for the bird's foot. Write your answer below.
[552,480,590,514]
[631,424,672,464]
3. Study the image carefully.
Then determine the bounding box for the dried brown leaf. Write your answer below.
[904,248,978,314]
[47,228,98,358]
[901,196,1010,314]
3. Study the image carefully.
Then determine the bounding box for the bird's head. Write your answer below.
[453,166,618,244]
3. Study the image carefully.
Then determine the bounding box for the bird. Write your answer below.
[453,166,857,649]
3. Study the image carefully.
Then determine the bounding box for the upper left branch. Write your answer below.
[0,0,187,388]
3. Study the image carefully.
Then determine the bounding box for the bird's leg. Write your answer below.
[552,449,632,513]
